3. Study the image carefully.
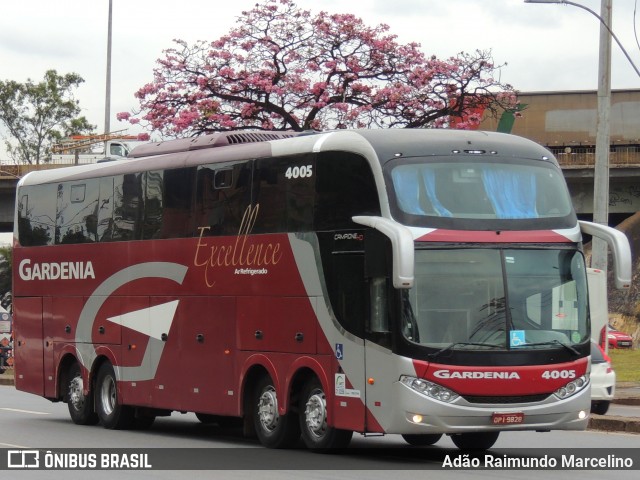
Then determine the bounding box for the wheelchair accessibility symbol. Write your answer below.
[510,330,526,347]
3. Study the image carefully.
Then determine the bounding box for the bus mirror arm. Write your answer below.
[579,220,632,290]
[352,216,414,289]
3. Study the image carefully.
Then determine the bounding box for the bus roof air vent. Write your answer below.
[226,131,298,145]
[128,130,299,158]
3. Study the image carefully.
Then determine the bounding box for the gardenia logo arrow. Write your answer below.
[106,301,179,340]
[75,262,188,382]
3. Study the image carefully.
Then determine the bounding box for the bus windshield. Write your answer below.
[388,158,573,220]
[401,248,589,350]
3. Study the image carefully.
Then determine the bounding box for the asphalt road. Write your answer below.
[2,385,640,479]
[609,403,640,417]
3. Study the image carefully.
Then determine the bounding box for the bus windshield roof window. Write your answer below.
[388,159,573,221]
[402,249,589,351]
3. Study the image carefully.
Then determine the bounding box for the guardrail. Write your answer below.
[553,147,640,167]
[0,163,63,179]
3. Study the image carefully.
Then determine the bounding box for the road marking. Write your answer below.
[0,442,29,448]
[0,407,50,415]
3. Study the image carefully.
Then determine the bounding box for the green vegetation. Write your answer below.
[609,349,640,383]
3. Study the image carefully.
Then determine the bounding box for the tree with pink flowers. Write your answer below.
[119,0,517,136]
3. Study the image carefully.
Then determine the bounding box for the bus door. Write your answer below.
[322,231,369,433]
[362,230,395,433]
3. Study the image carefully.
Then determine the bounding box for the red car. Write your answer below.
[603,325,634,349]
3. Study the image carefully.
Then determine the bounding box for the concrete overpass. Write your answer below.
[1,163,639,233]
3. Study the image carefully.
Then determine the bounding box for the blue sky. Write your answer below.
[1,0,639,159]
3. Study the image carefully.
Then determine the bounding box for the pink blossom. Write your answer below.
[122,0,515,135]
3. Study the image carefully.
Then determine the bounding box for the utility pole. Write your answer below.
[104,0,113,141]
[591,0,612,272]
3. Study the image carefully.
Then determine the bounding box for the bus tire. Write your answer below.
[299,378,352,450]
[450,431,499,450]
[252,375,300,448]
[95,362,134,430]
[402,433,442,446]
[66,362,99,425]
[591,400,610,415]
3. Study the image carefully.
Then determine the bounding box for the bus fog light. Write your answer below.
[412,414,423,423]
[578,410,587,420]
[554,374,589,400]
[400,375,459,403]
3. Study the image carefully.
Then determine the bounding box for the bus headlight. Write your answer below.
[553,374,589,400]
[400,375,459,403]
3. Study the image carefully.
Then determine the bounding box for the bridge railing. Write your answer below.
[0,163,63,180]
[553,146,640,167]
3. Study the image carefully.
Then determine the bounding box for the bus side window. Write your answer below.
[56,180,99,244]
[111,173,143,241]
[17,185,56,246]
[195,162,251,236]
[253,155,315,234]
[98,177,115,241]
[160,167,193,239]
[328,254,366,338]
[142,170,163,240]
[315,152,380,231]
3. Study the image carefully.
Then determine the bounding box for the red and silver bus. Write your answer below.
[12,129,631,450]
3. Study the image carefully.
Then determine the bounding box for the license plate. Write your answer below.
[491,412,524,425]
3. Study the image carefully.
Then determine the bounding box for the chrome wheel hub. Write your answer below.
[304,389,327,438]
[69,376,84,411]
[100,375,116,416]
[258,386,279,432]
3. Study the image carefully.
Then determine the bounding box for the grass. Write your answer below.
[608,348,640,383]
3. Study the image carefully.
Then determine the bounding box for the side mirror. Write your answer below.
[579,220,631,290]
[353,216,414,289]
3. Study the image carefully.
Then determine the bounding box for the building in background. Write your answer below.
[480,89,640,165]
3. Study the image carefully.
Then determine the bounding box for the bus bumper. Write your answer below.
[384,382,591,434]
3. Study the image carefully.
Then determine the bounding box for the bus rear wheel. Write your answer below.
[252,375,300,448]
[66,362,99,425]
[402,433,442,446]
[96,362,134,430]
[450,431,499,450]
[299,378,352,449]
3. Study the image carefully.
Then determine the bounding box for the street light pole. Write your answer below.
[592,0,612,271]
[524,0,620,271]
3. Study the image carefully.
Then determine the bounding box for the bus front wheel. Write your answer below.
[299,378,352,449]
[450,431,499,450]
[66,362,99,425]
[252,375,300,448]
[95,362,134,429]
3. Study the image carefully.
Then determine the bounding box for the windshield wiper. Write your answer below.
[428,342,503,360]
[516,339,581,356]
